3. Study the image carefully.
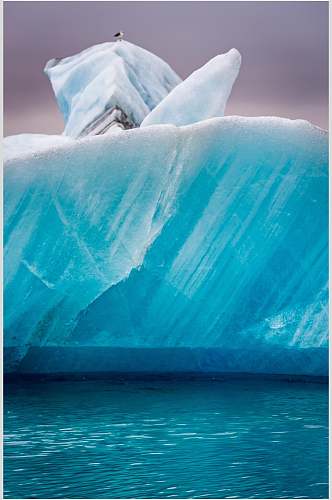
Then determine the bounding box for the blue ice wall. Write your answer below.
[4,117,328,375]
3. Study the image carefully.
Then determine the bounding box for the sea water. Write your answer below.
[4,378,328,499]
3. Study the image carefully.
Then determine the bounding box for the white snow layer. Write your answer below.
[3,134,74,161]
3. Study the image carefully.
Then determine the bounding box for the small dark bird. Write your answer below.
[114,31,124,42]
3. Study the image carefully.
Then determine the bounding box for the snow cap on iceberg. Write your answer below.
[44,41,182,138]
[141,48,241,128]
[3,134,74,161]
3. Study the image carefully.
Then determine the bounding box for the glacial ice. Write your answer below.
[4,116,328,375]
[141,49,241,127]
[4,42,327,376]
[44,41,182,137]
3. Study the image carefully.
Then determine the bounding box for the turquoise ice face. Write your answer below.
[4,116,328,375]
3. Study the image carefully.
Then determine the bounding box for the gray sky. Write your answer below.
[4,1,328,136]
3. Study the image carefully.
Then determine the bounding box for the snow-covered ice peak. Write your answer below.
[141,48,241,128]
[44,41,182,138]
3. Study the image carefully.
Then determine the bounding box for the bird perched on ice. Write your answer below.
[114,31,124,42]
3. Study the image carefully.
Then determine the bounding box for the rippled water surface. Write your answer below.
[4,378,328,499]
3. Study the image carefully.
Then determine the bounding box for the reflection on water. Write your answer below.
[4,378,328,499]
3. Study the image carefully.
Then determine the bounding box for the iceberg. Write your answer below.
[4,42,328,376]
[141,49,241,127]
[44,41,182,137]
[4,116,328,376]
